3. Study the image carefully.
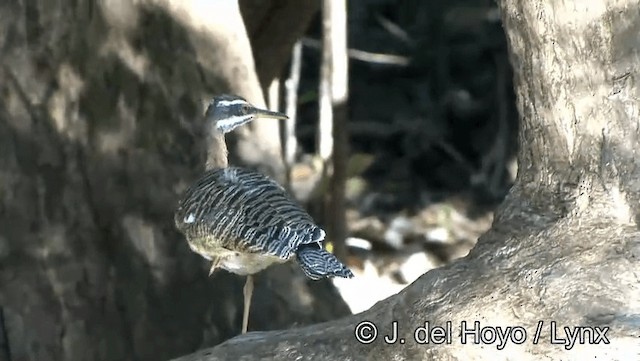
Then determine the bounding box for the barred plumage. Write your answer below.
[297,243,353,280]
[174,94,353,334]
[175,167,352,278]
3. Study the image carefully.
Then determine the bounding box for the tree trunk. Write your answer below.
[319,0,349,262]
[281,41,303,190]
[173,0,640,360]
[0,2,349,361]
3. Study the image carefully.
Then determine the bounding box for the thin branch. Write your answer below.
[268,78,280,113]
[302,38,410,66]
[282,41,302,180]
[434,140,478,176]
[374,14,415,48]
[318,17,333,163]
[297,120,396,139]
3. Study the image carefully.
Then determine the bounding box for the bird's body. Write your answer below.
[175,166,349,279]
[174,94,353,334]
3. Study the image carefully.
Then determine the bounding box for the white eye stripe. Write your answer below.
[216,114,253,130]
[217,99,249,107]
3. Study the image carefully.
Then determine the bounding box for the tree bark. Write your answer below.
[0,1,349,361]
[319,0,350,262]
[172,0,640,360]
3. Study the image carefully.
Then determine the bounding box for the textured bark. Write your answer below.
[173,0,640,360]
[0,1,349,361]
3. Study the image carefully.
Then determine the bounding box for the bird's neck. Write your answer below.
[205,130,229,170]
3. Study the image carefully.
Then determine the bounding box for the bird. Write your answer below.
[174,94,354,334]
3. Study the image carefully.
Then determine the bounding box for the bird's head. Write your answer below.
[205,94,288,134]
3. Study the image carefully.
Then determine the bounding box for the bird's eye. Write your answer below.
[241,105,250,114]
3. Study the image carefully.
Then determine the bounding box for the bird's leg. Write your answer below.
[209,257,222,276]
[242,274,254,334]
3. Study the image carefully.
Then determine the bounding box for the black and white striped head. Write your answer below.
[205,94,288,134]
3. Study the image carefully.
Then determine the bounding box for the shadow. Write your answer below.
[0,2,350,361]
[298,0,518,216]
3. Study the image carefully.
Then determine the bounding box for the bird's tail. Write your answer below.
[296,244,354,280]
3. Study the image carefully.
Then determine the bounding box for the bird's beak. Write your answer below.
[252,108,288,120]
[213,104,289,134]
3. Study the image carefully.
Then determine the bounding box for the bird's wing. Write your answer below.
[175,167,324,259]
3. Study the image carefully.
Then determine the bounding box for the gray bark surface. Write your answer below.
[0,1,348,361]
[173,0,640,360]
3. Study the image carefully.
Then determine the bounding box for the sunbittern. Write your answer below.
[174,94,354,334]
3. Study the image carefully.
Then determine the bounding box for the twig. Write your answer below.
[374,14,415,48]
[302,38,410,66]
[298,120,400,139]
[435,140,478,176]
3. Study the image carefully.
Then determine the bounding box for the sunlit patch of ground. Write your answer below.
[332,201,493,314]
